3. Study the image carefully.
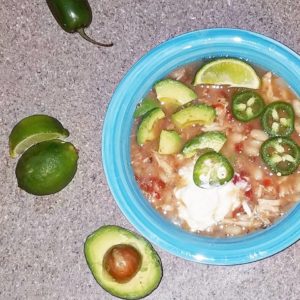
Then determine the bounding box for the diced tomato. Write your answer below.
[232,206,244,218]
[245,189,253,200]
[235,142,243,153]
[136,176,165,200]
[233,172,245,183]
[212,103,224,109]
[249,156,258,163]
[239,170,248,178]
[226,110,234,121]
[262,178,272,187]
[244,124,253,134]
[232,174,239,184]
[233,171,249,184]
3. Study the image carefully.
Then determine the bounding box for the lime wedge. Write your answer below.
[9,114,69,158]
[193,59,260,89]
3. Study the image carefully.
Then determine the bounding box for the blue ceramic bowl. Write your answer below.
[102,28,300,265]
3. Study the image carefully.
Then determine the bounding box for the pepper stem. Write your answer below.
[77,28,113,47]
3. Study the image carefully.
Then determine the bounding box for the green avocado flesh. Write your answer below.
[136,108,165,145]
[154,79,197,105]
[171,104,216,128]
[182,131,227,157]
[158,130,182,154]
[84,225,163,300]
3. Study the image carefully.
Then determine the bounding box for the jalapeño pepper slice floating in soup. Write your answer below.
[261,101,295,136]
[260,137,300,176]
[232,91,265,122]
[193,151,234,188]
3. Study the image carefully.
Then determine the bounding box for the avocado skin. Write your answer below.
[84,225,163,300]
[134,98,159,119]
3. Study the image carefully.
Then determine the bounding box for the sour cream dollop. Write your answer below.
[175,162,241,231]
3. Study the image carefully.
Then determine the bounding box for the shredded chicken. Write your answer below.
[261,72,280,103]
[203,97,229,131]
[152,151,176,182]
[295,119,300,135]
[292,99,300,117]
[169,68,186,81]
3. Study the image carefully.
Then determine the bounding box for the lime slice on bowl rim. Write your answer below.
[9,114,69,158]
[193,58,261,88]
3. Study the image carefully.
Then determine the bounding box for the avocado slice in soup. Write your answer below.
[158,130,182,154]
[171,104,216,128]
[154,79,197,105]
[182,131,227,157]
[134,98,159,119]
[136,108,165,145]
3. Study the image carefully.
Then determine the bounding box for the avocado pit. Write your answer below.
[103,244,142,283]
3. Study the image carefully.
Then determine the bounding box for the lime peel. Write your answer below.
[16,139,78,196]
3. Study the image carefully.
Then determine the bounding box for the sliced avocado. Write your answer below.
[134,98,159,118]
[154,79,197,105]
[158,130,182,154]
[84,225,162,300]
[159,97,181,107]
[171,104,216,128]
[182,131,227,157]
[137,108,165,145]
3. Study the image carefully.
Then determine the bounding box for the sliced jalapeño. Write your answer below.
[261,101,295,136]
[260,137,300,176]
[193,151,234,188]
[232,91,265,122]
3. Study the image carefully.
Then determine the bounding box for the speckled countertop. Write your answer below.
[1,1,300,299]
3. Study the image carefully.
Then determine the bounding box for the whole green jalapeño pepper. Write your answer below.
[46,0,113,47]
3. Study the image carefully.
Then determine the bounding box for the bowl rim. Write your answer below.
[102,28,300,265]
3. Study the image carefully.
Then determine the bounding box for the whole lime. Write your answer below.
[16,139,78,195]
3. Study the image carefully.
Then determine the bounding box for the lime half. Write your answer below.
[9,114,69,158]
[193,58,260,89]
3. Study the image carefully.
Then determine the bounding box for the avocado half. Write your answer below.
[84,225,163,299]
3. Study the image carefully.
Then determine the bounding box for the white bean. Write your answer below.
[292,99,300,117]
[243,139,262,156]
[250,129,268,141]
[230,132,245,143]
[253,168,263,180]
[225,225,242,236]
[295,119,300,134]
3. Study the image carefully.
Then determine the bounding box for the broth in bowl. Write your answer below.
[131,59,300,237]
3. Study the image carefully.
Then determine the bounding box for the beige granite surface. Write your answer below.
[1,0,300,299]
